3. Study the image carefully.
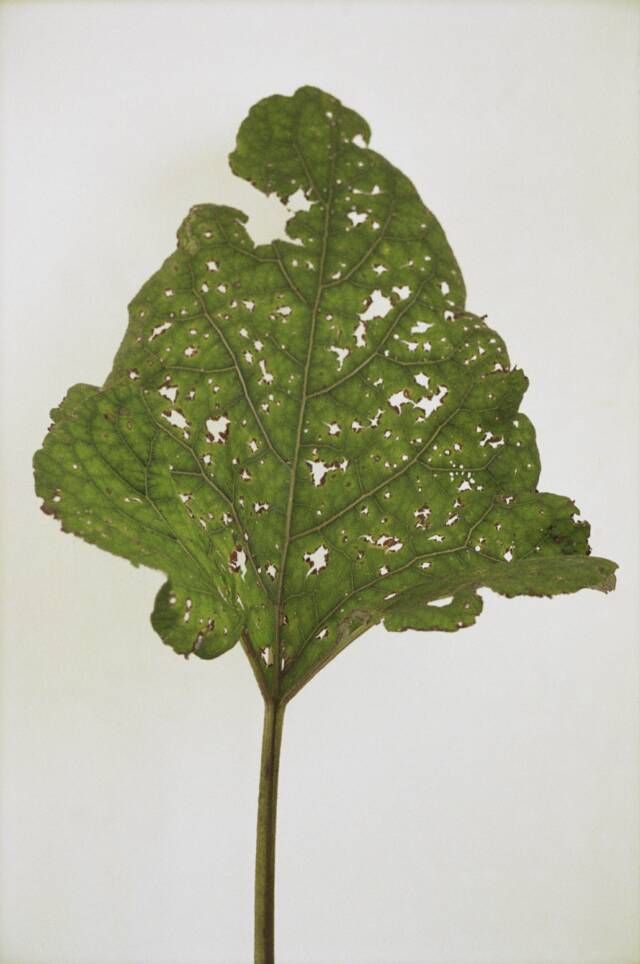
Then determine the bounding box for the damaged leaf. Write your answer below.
[33,85,617,701]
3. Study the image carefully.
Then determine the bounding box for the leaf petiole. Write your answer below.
[254,698,286,964]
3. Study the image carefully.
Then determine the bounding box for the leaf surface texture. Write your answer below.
[34,87,616,698]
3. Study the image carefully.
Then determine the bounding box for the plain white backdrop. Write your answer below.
[1,2,638,962]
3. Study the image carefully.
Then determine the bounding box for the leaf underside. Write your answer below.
[34,86,616,700]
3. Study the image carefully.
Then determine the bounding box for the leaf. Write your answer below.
[33,85,616,700]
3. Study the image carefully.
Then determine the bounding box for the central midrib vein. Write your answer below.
[273,132,337,697]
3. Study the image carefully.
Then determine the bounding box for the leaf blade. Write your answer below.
[33,86,616,694]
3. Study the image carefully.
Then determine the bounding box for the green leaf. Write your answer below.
[33,85,616,700]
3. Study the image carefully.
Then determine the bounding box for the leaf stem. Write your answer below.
[254,698,286,964]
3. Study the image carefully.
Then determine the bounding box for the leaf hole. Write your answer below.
[304,545,329,576]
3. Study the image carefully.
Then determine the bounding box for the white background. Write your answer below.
[1,2,638,962]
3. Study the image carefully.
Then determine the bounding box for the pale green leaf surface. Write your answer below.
[34,86,616,699]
